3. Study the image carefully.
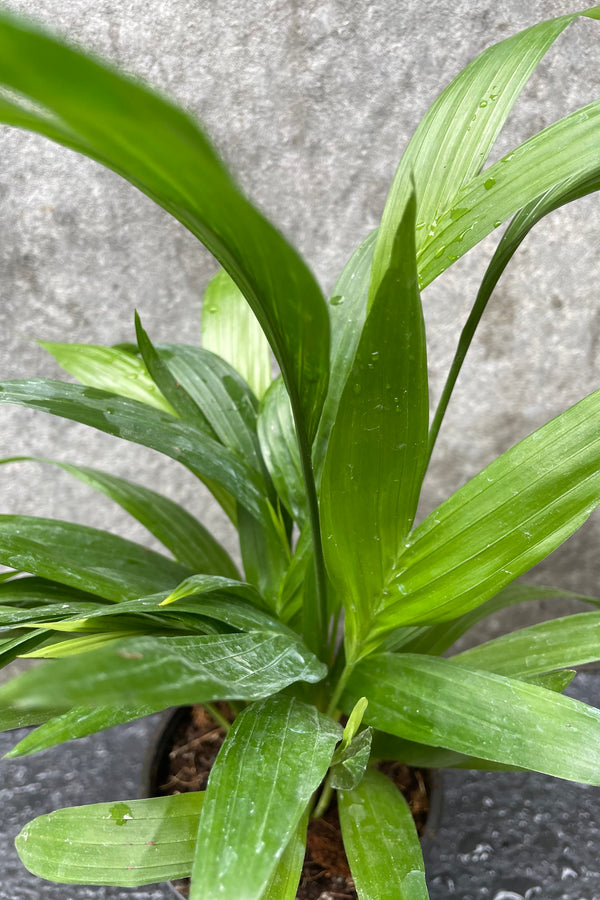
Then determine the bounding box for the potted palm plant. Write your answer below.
[1,5,600,899]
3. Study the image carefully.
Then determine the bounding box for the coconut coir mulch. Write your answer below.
[153,704,431,900]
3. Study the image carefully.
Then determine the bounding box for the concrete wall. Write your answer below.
[1,1,599,638]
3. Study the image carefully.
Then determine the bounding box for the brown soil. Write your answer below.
[152,704,432,900]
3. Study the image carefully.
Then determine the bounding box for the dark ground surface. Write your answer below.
[1,674,600,900]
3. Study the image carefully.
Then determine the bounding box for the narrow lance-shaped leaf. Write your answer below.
[6,703,167,758]
[157,343,265,477]
[338,768,429,900]
[372,8,600,296]
[0,632,327,711]
[451,612,600,677]
[146,343,289,606]
[343,652,600,784]
[0,380,269,520]
[261,812,308,900]
[420,96,600,287]
[257,378,307,524]
[321,193,428,651]
[202,268,272,400]
[389,582,600,655]
[0,515,191,602]
[40,340,178,416]
[429,166,600,458]
[15,793,203,886]
[372,386,600,639]
[0,575,107,607]
[0,12,330,442]
[190,697,342,900]
[313,231,376,479]
[134,313,212,433]
[0,457,238,578]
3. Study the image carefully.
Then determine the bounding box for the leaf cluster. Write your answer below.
[1,7,600,898]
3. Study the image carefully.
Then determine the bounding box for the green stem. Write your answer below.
[203,702,231,732]
[311,773,334,820]
[293,407,329,661]
[325,659,356,719]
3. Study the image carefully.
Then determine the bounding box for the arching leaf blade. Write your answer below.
[420,98,600,286]
[0,379,269,520]
[342,652,600,784]
[0,515,191,602]
[0,11,329,442]
[40,341,177,416]
[375,387,600,635]
[451,612,600,677]
[0,632,328,710]
[429,167,600,457]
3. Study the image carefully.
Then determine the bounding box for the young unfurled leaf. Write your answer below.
[329,727,372,791]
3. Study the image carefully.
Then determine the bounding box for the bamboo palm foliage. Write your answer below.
[1,8,600,899]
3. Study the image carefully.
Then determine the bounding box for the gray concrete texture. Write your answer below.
[0,0,600,643]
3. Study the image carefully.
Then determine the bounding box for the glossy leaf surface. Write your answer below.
[158,344,264,476]
[343,653,600,783]
[0,516,190,601]
[452,612,600,676]
[419,97,600,286]
[313,231,376,478]
[257,378,306,523]
[190,697,341,900]
[0,632,327,710]
[321,195,428,646]
[329,727,372,791]
[261,813,308,900]
[400,582,600,655]
[40,341,176,415]
[0,380,268,519]
[376,387,600,635]
[338,768,428,900]
[6,704,160,757]
[202,268,272,400]
[16,793,203,886]
[373,9,600,293]
[134,315,212,434]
